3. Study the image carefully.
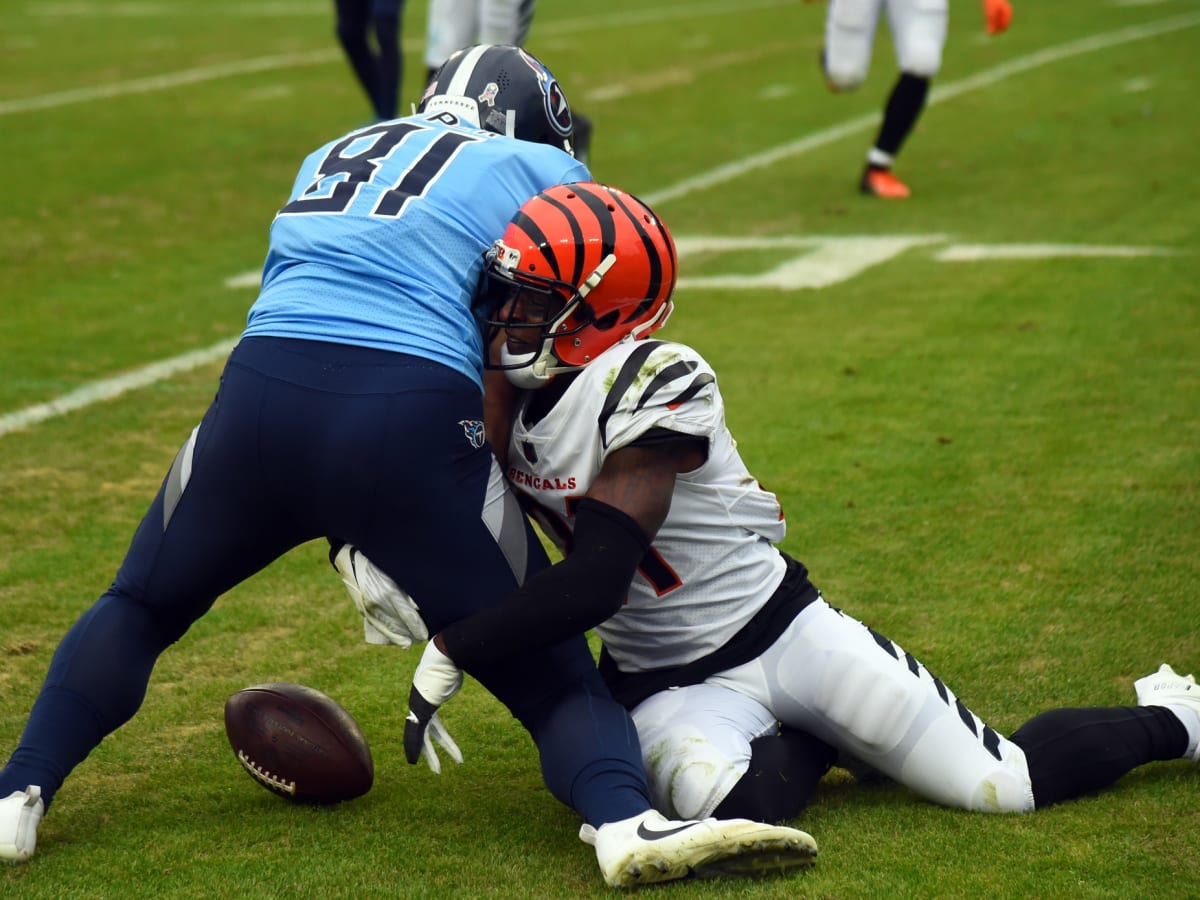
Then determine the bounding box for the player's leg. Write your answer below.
[712,597,1038,812]
[630,683,778,820]
[0,340,331,811]
[1003,663,1199,808]
[424,0,478,78]
[476,641,654,827]
[861,0,947,196]
[714,728,837,823]
[714,599,1197,812]
[821,0,882,92]
[335,0,383,116]
[369,0,404,119]
[1008,704,1191,806]
[478,646,819,887]
[479,0,536,46]
[630,683,835,823]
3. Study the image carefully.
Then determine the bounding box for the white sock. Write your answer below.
[867,148,895,168]
[1164,703,1200,760]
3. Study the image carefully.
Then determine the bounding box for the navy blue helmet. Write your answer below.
[417,44,576,155]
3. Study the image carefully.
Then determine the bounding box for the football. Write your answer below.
[224,682,374,804]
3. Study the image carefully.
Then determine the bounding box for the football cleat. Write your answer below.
[579,809,817,888]
[1134,663,1200,762]
[860,167,911,199]
[0,785,44,864]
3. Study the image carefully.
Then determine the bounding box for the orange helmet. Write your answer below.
[480,182,677,388]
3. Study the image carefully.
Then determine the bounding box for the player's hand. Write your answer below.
[983,0,1012,34]
[404,639,465,773]
[330,541,429,648]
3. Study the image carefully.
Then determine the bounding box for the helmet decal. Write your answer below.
[478,82,500,107]
[544,80,574,137]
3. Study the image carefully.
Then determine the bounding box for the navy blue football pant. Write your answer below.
[0,337,649,827]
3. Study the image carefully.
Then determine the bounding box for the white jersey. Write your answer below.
[504,339,787,671]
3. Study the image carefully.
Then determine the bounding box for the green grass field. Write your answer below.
[2,0,1198,896]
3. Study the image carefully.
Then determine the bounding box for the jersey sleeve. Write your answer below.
[595,341,721,462]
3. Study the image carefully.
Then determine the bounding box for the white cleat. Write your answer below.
[1134,663,1200,762]
[0,786,44,863]
[580,809,817,888]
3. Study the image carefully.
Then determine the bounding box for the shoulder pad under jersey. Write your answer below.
[591,340,719,453]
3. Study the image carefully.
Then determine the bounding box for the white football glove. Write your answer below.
[331,543,429,649]
[404,641,465,774]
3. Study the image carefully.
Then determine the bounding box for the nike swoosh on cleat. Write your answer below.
[636,822,701,841]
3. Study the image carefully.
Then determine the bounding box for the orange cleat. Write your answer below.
[860,167,911,199]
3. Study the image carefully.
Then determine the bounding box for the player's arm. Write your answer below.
[403,433,704,768]
[437,433,707,669]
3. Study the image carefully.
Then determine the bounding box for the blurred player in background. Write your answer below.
[0,46,819,887]
[423,0,594,163]
[335,0,406,120]
[387,180,1199,828]
[816,0,1013,198]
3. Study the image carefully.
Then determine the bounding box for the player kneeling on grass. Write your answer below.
[335,181,1200,836]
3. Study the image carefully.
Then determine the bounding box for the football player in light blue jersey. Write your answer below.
[2,45,819,887]
[246,87,585,386]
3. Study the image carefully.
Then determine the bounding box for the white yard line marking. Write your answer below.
[641,11,1200,206]
[676,235,949,290]
[230,236,1179,296]
[0,339,236,438]
[2,14,1196,437]
[2,0,796,117]
[0,50,339,117]
[935,243,1178,261]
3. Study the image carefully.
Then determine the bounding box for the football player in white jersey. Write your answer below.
[388,181,1199,829]
[815,0,1013,198]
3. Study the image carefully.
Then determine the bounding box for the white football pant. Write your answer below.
[823,0,948,90]
[632,597,1035,820]
[425,0,536,69]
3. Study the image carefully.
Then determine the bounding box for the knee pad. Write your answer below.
[642,729,744,821]
[907,715,1035,812]
[898,40,943,79]
[812,650,924,753]
[823,59,867,93]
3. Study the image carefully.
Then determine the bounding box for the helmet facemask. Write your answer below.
[480,240,618,389]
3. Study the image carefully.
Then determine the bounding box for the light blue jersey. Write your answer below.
[244,112,590,389]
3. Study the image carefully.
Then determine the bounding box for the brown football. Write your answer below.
[224,682,374,804]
